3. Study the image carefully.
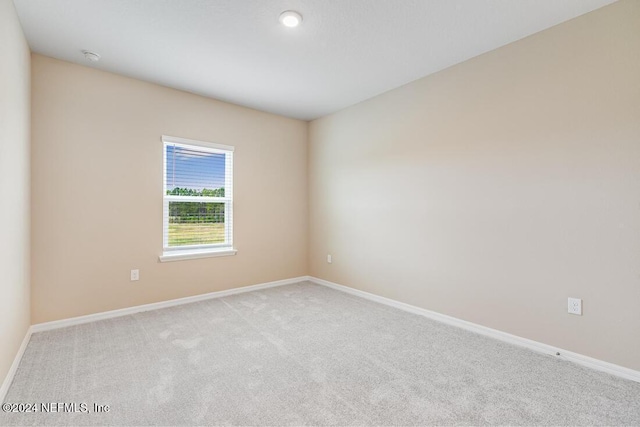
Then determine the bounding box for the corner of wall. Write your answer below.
[0,0,32,397]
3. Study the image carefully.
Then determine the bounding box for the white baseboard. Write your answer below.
[0,327,33,404]
[31,276,309,333]
[309,276,640,384]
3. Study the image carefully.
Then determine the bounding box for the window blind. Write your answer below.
[162,136,234,252]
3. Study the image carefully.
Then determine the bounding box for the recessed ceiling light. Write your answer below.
[279,10,302,28]
[82,50,101,62]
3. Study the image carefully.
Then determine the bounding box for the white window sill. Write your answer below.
[158,248,237,262]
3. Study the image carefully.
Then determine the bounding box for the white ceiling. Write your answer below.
[14,0,616,120]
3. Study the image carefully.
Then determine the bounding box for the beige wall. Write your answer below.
[31,55,308,323]
[309,0,640,370]
[0,0,31,387]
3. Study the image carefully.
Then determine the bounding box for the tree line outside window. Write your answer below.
[167,187,225,223]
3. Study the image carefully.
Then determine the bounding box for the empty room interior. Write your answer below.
[1,0,640,425]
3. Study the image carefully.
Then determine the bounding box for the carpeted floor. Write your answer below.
[2,281,639,426]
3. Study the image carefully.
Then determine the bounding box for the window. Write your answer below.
[160,135,236,262]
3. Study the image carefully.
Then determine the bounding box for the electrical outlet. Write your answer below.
[327,254,332,264]
[130,269,140,281]
[568,297,582,315]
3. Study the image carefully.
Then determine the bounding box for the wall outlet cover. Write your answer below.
[568,297,582,315]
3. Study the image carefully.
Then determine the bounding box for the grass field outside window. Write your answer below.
[168,222,225,246]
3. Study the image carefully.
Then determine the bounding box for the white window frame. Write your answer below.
[159,135,237,262]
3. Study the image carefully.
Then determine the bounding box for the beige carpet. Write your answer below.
[2,281,639,425]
